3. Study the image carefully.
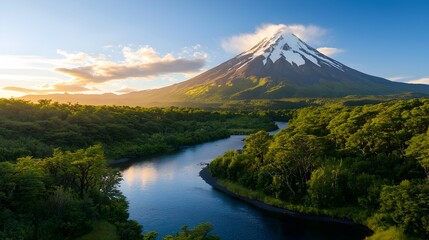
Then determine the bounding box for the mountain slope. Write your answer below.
[122,31,429,102]
[21,31,429,105]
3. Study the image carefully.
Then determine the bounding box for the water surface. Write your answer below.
[119,122,369,239]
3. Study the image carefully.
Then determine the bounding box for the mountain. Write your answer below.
[21,31,429,105]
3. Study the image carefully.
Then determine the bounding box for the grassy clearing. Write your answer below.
[75,220,119,240]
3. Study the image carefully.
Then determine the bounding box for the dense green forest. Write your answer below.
[0,145,219,239]
[0,145,135,239]
[0,99,286,162]
[0,99,285,239]
[210,98,429,239]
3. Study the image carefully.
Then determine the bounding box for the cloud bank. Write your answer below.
[56,46,206,84]
[3,45,207,95]
[407,77,429,84]
[386,76,429,84]
[56,58,205,84]
[221,23,342,56]
[387,75,409,81]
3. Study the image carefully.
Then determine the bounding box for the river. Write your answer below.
[119,122,369,239]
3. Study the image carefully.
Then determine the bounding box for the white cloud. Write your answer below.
[2,44,208,96]
[0,54,74,97]
[56,46,207,83]
[115,87,138,94]
[179,44,208,60]
[407,77,429,84]
[56,49,93,63]
[221,23,328,54]
[316,47,343,56]
[122,46,175,65]
[56,59,205,84]
[387,75,409,81]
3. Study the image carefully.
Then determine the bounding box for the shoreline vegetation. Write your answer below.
[207,98,429,240]
[199,166,371,229]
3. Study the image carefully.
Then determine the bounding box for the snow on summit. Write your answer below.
[239,31,344,71]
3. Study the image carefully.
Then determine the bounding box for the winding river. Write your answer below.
[119,122,369,239]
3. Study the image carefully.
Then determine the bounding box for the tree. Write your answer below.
[0,162,17,211]
[267,133,323,190]
[243,130,271,163]
[44,145,109,198]
[307,163,347,207]
[116,220,143,240]
[163,223,219,240]
[70,145,107,198]
[406,130,429,179]
[377,180,429,237]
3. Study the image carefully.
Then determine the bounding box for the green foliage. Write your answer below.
[143,231,158,240]
[307,164,348,207]
[1,99,273,239]
[116,220,143,240]
[163,223,219,240]
[243,130,272,162]
[210,98,429,239]
[0,99,281,239]
[0,99,276,162]
[75,220,120,240]
[0,146,134,239]
[376,180,429,238]
[364,227,408,240]
[406,130,429,179]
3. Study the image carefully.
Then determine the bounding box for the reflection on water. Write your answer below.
[120,122,369,240]
[122,163,159,190]
[122,122,287,190]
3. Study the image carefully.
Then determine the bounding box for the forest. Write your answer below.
[0,99,286,162]
[0,99,283,239]
[0,145,219,239]
[209,98,429,239]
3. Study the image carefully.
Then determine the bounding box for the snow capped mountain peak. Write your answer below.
[237,31,344,71]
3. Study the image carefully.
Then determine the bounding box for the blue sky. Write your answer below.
[1,0,428,97]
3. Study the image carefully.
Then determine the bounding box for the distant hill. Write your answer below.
[21,31,429,106]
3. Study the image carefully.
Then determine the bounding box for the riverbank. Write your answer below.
[109,122,284,167]
[200,166,372,232]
